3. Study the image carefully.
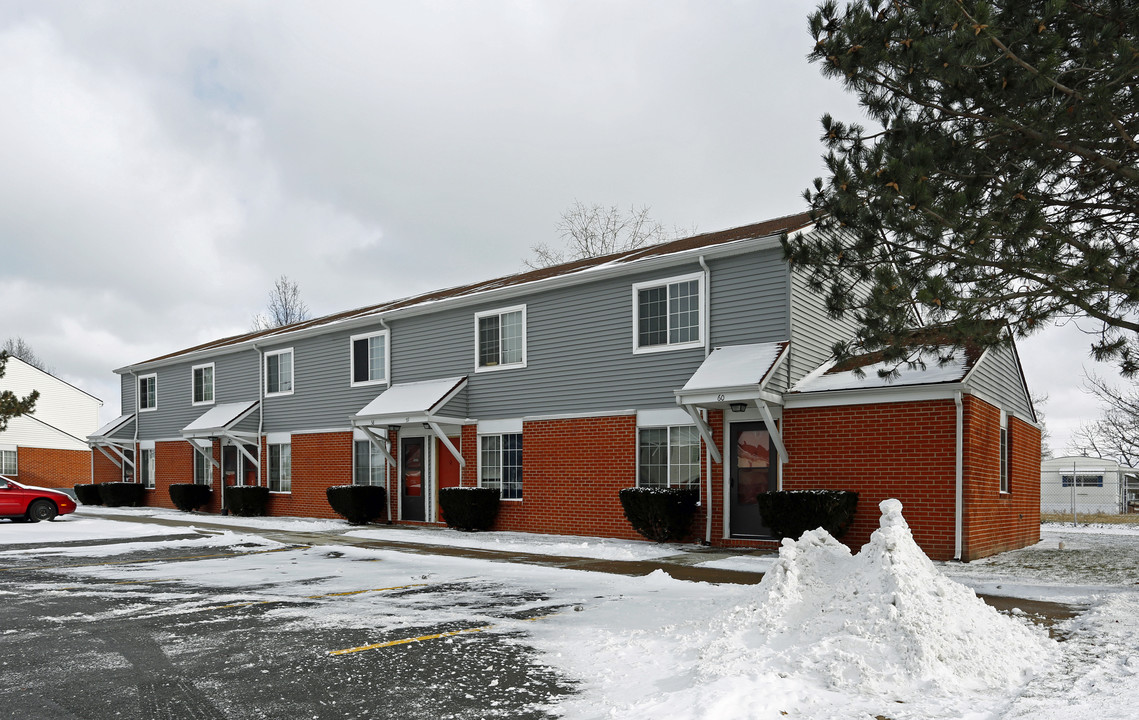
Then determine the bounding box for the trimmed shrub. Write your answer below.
[169,483,213,512]
[98,482,145,507]
[438,487,500,531]
[326,485,387,525]
[224,485,270,517]
[619,486,700,543]
[74,484,104,506]
[755,489,859,541]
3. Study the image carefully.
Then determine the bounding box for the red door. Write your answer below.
[435,437,461,522]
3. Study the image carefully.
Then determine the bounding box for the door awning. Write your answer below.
[352,377,469,468]
[182,401,259,439]
[673,342,790,465]
[88,413,137,470]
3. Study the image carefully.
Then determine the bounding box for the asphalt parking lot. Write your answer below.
[0,538,575,720]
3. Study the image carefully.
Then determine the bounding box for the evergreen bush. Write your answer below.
[326,485,387,525]
[755,489,859,541]
[224,485,270,517]
[438,487,500,531]
[73,484,104,506]
[619,487,700,543]
[97,482,145,507]
[169,483,213,512]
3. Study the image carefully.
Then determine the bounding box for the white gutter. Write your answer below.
[256,344,264,489]
[954,390,964,561]
[130,370,139,482]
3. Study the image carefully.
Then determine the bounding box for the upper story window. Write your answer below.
[192,363,214,405]
[138,374,157,411]
[351,330,389,387]
[475,305,526,371]
[265,349,294,396]
[632,272,704,353]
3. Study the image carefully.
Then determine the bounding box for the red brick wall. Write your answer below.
[960,398,1041,559]
[782,399,960,560]
[92,449,121,484]
[12,446,91,489]
[264,432,353,519]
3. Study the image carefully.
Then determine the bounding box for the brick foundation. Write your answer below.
[10,446,92,489]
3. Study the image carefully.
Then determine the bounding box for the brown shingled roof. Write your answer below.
[133,212,813,367]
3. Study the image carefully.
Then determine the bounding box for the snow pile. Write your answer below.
[704,499,1057,696]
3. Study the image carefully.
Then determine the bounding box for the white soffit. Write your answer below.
[354,377,467,421]
[182,401,259,435]
[681,342,787,393]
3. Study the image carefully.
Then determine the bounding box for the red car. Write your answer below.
[0,476,77,522]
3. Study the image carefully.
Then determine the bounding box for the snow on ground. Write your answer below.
[12,506,1139,719]
[0,513,191,545]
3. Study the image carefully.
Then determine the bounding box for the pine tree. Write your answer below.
[784,0,1139,376]
[0,352,38,432]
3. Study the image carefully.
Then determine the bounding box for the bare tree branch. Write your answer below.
[525,202,685,269]
[2,337,53,375]
[251,275,311,331]
[1070,373,1139,468]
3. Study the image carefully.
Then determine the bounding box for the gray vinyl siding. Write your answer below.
[967,343,1035,421]
[131,350,261,440]
[788,266,861,388]
[120,374,135,416]
[126,248,794,434]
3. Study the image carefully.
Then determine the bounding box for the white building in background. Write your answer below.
[1041,455,1138,515]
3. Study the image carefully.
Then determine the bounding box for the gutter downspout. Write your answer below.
[377,317,394,524]
[130,371,139,483]
[954,391,964,561]
[698,255,713,545]
[255,345,264,490]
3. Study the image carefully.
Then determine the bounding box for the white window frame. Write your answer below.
[193,450,213,486]
[474,304,528,372]
[0,446,17,475]
[478,432,523,500]
[192,363,215,406]
[999,410,1010,494]
[353,439,387,486]
[138,373,158,412]
[349,330,391,388]
[631,272,705,354]
[268,440,292,493]
[636,424,701,488]
[139,443,156,489]
[264,348,295,397]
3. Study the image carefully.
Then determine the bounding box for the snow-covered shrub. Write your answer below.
[224,485,270,516]
[73,483,103,506]
[326,485,386,525]
[756,489,858,540]
[169,483,212,512]
[438,487,500,531]
[97,482,144,507]
[619,487,699,543]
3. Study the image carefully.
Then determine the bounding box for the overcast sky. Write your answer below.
[0,1,1121,452]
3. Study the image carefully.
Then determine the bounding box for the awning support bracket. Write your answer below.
[757,400,789,464]
[681,404,722,465]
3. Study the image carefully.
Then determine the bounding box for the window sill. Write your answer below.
[350,379,390,389]
[264,390,294,398]
[191,400,216,407]
[138,407,157,413]
[632,340,704,356]
[269,490,291,495]
[475,362,527,374]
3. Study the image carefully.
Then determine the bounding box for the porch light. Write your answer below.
[729,402,748,413]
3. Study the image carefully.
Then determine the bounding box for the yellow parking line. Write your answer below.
[305,583,428,599]
[328,626,493,656]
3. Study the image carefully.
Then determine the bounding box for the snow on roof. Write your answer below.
[353,377,467,421]
[89,413,135,440]
[181,401,259,435]
[128,213,813,369]
[791,347,975,394]
[680,342,787,393]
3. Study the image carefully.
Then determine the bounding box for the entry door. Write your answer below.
[435,437,461,523]
[729,422,776,537]
[401,437,426,522]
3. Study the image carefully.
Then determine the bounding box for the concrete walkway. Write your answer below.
[56,508,1080,627]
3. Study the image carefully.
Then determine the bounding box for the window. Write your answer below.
[122,448,135,482]
[475,306,526,371]
[1062,474,1105,488]
[194,451,212,485]
[139,447,155,489]
[632,273,704,352]
[354,440,387,486]
[479,433,522,499]
[268,442,291,493]
[350,331,389,386]
[999,411,1010,493]
[265,349,294,396]
[638,425,700,488]
[0,448,16,475]
[138,374,157,411]
[192,364,214,405]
